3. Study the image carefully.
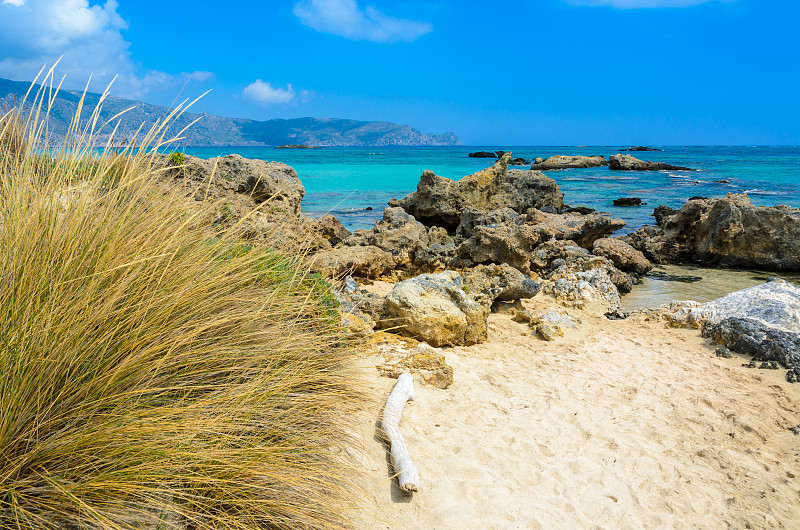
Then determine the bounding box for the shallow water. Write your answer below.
[621,264,800,310]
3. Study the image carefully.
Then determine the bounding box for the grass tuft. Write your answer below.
[0,70,365,529]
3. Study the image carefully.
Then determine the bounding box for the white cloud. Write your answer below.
[565,0,732,7]
[293,0,432,43]
[0,0,213,99]
[243,80,297,105]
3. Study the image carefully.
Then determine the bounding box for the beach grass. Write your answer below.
[0,70,364,529]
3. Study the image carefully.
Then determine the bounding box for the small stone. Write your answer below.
[789,425,800,436]
[715,347,734,358]
[787,367,799,383]
[759,361,779,370]
[742,362,757,368]
[605,309,630,321]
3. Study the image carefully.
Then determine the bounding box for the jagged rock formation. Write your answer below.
[624,193,800,270]
[530,155,608,171]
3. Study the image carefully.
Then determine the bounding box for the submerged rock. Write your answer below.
[613,197,643,207]
[609,154,695,172]
[384,271,489,347]
[624,193,800,270]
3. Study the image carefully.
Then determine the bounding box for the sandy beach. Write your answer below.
[350,294,800,529]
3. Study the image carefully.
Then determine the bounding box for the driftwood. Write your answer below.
[381,372,419,492]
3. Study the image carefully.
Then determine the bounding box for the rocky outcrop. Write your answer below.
[389,154,564,230]
[468,151,496,158]
[176,154,306,216]
[384,271,489,347]
[624,193,800,270]
[461,263,541,307]
[309,245,396,279]
[609,154,695,172]
[530,155,608,171]
[592,238,652,275]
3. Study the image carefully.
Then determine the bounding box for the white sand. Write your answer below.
[350,297,800,529]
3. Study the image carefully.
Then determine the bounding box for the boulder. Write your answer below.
[514,309,579,341]
[389,154,564,230]
[661,279,800,380]
[312,214,351,247]
[384,271,489,347]
[530,155,608,170]
[541,269,621,310]
[592,238,652,275]
[652,205,678,225]
[509,157,528,166]
[525,208,626,249]
[377,342,454,389]
[462,263,541,308]
[179,154,305,216]
[468,151,497,158]
[609,154,695,172]
[309,245,396,279]
[613,197,643,207]
[624,193,800,270]
[345,207,428,268]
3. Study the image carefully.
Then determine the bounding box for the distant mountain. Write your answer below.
[0,77,461,147]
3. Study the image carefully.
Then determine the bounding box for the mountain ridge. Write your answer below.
[0,77,461,147]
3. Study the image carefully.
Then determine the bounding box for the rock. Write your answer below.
[384,271,489,347]
[563,206,596,215]
[688,196,708,201]
[613,197,643,207]
[530,155,608,170]
[345,207,428,267]
[534,157,544,164]
[180,154,305,216]
[652,205,678,225]
[509,157,528,166]
[514,309,578,341]
[541,268,621,309]
[715,347,734,358]
[646,270,702,283]
[605,309,630,320]
[525,208,626,249]
[663,278,800,331]
[592,238,652,275]
[309,245,396,279]
[462,263,541,308]
[468,151,497,158]
[389,154,564,230]
[619,146,663,152]
[624,193,800,270]
[377,342,454,389]
[495,151,507,158]
[609,154,695,172]
[703,318,800,379]
[313,214,351,246]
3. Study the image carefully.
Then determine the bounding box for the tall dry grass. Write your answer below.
[0,70,365,529]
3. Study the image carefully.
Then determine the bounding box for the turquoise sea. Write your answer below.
[184,146,800,234]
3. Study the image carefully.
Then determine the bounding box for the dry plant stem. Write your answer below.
[381,372,420,492]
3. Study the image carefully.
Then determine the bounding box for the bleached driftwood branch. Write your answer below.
[381,372,419,492]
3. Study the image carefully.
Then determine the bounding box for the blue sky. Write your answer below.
[0,0,798,144]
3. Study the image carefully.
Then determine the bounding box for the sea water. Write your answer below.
[184,145,800,233]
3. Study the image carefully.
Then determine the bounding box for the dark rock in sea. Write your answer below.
[390,154,564,231]
[365,206,373,210]
[619,146,663,152]
[715,347,733,358]
[624,193,800,270]
[613,197,643,207]
[652,205,678,225]
[495,151,507,158]
[609,154,696,171]
[531,155,608,171]
[468,151,497,158]
[564,206,596,215]
[509,157,528,166]
[275,144,320,148]
[688,196,708,201]
[646,270,702,283]
[714,179,731,184]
